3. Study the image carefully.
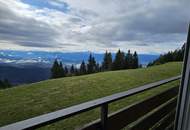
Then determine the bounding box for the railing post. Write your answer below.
[101,104,108,130]
[175,24,190,130]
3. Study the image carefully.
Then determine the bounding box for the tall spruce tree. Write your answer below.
[113,49,125,70]
[51,60,66,78]
[74,68,80,76]
[64,66,68,76]
[102,51,112,71]
[95,63,101,72]
[70,64,75,74]
[51,59,61,78]
[133,51,139,69]
[80,60,87,75]
[125,50,133,69]
[87,54,96,74]
[124,54,129,69]
[59,62,65,77]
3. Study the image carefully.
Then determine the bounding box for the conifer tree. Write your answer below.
[59,62,65,77]
[133,51,139,69]
[87,54,96,73]
[51,59,65,78]
[64,66,68,76]
[125,50,133,69]
[95,63,100,72]
[124,55,129,69]
[112,49,125,70]
[51,59,60,78]
[70,64,75,75]
[74,68,80,76]
[148,43,185,66]
[102,51,112,71]
[80,60,87,75]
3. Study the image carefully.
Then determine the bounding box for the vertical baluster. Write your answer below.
[101,104,108,130]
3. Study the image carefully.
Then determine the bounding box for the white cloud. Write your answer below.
[0,0,189,54]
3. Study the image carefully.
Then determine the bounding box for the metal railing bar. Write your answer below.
[0,75,181,130]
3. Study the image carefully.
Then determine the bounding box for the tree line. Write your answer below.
[51,49,139,79]
[0,79,11,89]
[148,44,185,67]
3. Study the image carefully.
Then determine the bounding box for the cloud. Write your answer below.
[0,0,60,47]
[0,0,189,53]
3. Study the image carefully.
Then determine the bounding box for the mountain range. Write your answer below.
[0,50,159,85]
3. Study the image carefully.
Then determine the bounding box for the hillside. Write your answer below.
[0,65,50,85]
[0,62,182,129]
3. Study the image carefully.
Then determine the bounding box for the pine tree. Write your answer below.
[51,59,66,78]
[113,49,125,70]
[51,59,60,78]
[133,51,139,69]
[80,60,86,75]
[125,50,133,69]
[107,52,112,70]
[87,54,96,73]
[70,64,75,75]
[64,66,68,76]
[74,68,80,76]
[91,56,96,73]
[124,54,129,69]
[102,51,112,71]
[59,62,65,77]
[95,63,100,72]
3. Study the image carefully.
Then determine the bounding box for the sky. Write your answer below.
[0,0,189,54]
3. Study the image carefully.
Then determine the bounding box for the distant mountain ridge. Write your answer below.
[0,50,159,85]
[0,50,159,66]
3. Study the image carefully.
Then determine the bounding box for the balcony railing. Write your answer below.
[0,75,181,130]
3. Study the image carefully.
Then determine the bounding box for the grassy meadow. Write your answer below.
[0,62,182,130]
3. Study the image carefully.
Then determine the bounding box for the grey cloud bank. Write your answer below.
[0,0,189,53]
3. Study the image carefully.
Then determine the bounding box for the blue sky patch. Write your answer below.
[21,0,70,12]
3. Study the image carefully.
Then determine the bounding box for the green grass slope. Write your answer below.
[0,62,182,129]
